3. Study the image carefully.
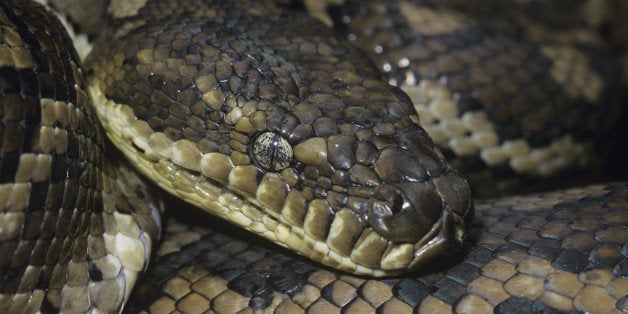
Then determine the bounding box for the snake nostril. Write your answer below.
[367,186,414,242]
[367,184,443,243]
[372,185,406,214]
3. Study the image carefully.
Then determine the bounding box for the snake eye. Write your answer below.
[252,132,293,171]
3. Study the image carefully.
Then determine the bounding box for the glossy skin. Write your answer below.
[1,0,624,312]
[85,0,473,276]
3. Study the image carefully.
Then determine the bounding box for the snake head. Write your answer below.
[245,93,475,276]
[83,4,474,276]
[222,91,475,276]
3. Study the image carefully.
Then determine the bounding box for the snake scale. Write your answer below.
[0,0,626,312]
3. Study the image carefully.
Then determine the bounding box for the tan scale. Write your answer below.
[127,182,627,312]
[455,295,493,314]
[404,79,593,178]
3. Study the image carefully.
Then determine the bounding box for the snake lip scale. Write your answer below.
[0,0,626,312]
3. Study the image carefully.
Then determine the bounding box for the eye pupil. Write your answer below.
[252,132,293,171]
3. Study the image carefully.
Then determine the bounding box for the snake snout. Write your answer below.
[367,183,443,243]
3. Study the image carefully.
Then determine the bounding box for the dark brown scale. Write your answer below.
[330,170,350,187]
[288,124,314,142]
[354,141,378,165]
[348,164,380,187]
[374,148,426,182]
[326,134,356,170]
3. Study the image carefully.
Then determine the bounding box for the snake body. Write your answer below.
[330,0,621,197]
[0,1,160,311]
[0,0,626,312]
[130,182,628,313]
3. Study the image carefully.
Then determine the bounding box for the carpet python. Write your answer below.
[0,0,626,312]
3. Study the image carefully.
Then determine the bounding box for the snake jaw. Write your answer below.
[404,203,470,272]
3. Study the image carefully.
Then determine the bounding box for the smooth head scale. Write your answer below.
[85,0,473,276]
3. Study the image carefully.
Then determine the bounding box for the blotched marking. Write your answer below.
[399,1,475,36]
[403,79,592,177]
[541,45,603,103]
[108,0,148,18]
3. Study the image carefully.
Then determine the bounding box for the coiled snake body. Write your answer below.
[0,0,626,312]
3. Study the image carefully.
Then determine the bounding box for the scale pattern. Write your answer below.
[0,0,625,312]
[0,1,160,311]
[84,0,473,276]
[328,0,621,196]
[128,182,628,313]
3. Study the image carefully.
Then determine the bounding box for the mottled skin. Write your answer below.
[328,0,621,197]
[0,0,625,313]
[0,1,160,312]
[129,183,628,313]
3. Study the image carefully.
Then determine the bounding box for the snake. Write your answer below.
[0,0,626,312]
